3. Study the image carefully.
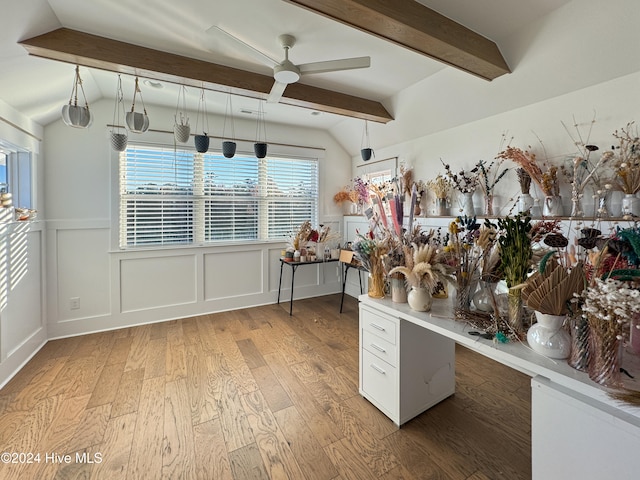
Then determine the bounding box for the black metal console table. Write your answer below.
[277,257,338,315]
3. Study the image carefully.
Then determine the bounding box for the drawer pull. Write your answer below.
[370,363,386,375]
[370,343,386,353]
[370,322,386,332]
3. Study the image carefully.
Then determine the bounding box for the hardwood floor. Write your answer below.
[0,294,531,479]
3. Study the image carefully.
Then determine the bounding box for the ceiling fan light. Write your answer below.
[274,63,300,84]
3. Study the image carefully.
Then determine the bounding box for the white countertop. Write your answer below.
[360,294,640,426]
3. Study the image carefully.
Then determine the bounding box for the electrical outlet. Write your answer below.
[70,297,80,310]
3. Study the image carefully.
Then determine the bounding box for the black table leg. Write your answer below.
[289,264,297,315]
[277,260,284,304]
[340,263,349,313]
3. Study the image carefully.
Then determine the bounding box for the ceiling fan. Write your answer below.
[208,26,371,103]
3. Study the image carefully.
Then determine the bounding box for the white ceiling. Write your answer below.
[0,0,571,130]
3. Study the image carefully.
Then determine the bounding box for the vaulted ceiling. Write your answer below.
[1,0,571,131]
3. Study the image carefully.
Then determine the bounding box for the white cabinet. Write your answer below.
[532,376,640,480]
[359,303,455,425]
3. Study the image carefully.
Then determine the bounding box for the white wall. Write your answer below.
[43,99,352,339]
[0,100,46,388]
[353,71,640,216]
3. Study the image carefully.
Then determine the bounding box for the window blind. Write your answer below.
[120,144,318,247]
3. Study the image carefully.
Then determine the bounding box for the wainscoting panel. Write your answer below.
[204,249,263,300]
[120,254,197,312]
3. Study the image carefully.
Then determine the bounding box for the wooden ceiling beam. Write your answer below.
[19,28,393,124]
[284,0,510,81]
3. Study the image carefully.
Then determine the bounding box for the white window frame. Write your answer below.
[118,141,320,248]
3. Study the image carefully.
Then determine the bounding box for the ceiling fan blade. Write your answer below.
[298,56,370,75]
[206,25,279,68]
[267,81,287,103]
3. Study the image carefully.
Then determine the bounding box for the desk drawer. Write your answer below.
[362,329,396,366]
[361,349,397,416]
[360,308,397,345]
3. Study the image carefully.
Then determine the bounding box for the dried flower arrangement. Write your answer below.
[521,255,585,316]
[426,174,453,199]
[516,168,532,195]
[473,159,508,216]
[441,160,479,193]
[497,147,559,196]
[610,122,640,195]
[559,115,614,216]
[388,242,453,290]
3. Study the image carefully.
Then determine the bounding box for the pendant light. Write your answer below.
[61,65,92,128]
[109,75,128,152]
[126,77,150,133]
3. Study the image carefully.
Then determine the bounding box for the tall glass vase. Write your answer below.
[570,193,584,218]
[568,315,590,372]
[367,257,385,299]
[588,316,623,388]
[592,190,610,218]
[507,288,524,334]
[454,283,473,315]
[484,193,494,216]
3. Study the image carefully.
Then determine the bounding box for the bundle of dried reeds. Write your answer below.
[521,257,585,315]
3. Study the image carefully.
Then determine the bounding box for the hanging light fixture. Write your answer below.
[61,65,92,128]
[109,75,128,152]
[126,77,150,133]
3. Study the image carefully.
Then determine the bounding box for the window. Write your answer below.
[119,144,318,247]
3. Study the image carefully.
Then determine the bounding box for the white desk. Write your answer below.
[359,295,640,480]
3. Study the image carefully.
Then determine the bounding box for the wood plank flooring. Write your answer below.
[0,294,531,479]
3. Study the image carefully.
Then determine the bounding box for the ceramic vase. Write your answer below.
[390,276,407,303]
[527,312,571,359]
[174,122,190,143]
[459,192,475,217]
[222,141,237,158]
[408,287,433,312]
[62,104,92,128]
[110,132,128,152]
[517,193,534,214]
[195,134,210,153]
[254,142,268,159]
[434,198,448,216]
[543,195,563,217]
[361,148,373,161]
[126,111,150,134]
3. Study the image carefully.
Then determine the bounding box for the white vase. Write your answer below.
[458,192,475,217]
[390,277,408,303]
[407,287,433,312]
[517,193,534,214]
[621,193,639,216]
[527,311,571,359]
[542,195,563,217]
